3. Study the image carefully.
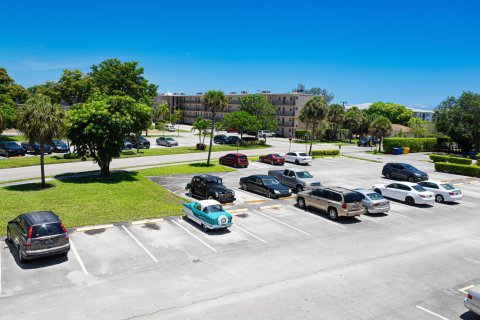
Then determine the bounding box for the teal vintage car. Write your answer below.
[183,200,233,231]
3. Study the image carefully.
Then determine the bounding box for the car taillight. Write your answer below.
[25,226,33,246]
[468,293,473,300]
[342,202,347,209]
[374,203,380,207]
[449,192,455,195]
[61,223,69,241]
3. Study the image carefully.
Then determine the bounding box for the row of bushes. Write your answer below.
[294,130,311,139]
[435,162,480,177]
[383,138,437,153]
[429,154,472,165]
[311,150,339,157]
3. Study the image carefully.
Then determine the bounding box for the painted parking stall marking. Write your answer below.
[253,209,311,235]
[121,226,159,263]
[69,239,89,275]
[415,306,450,320]
[171,219,217,252]
[288,205,347,229]
[232,224,267,243]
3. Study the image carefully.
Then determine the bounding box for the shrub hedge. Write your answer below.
[429,154,472,165]
[311,150,339,157]
[294,130,311,139]
[383,138,437,153]
[435,162,480,177]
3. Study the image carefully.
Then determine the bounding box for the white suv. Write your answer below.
[284,152,312,165]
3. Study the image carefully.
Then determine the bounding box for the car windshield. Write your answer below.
[440,183,455,190]
[296,171,313,178]
[166,138,174,141]
[412,185,427,192]
[204,205,223,213]
[344,192,364,203]
[403,164,417,170]
[367,192,384,200]
[298,153,308,157]
[262,178,280,185]
[31,223,63,238]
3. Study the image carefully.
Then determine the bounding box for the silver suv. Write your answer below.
[296,187,364,220]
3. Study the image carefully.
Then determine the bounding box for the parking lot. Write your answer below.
[1,155,480,319]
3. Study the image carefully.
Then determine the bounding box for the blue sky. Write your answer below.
[1,0,479,108]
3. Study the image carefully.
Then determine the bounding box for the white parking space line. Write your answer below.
[416,306,450,320]
[171,219,217,252]
[69,239,89,275]
[289,206,347,229]
[232,224,267,243]
[360,215,382,223]
[121,226,159,263]
[253,209,311,235]
[387,211,409,218]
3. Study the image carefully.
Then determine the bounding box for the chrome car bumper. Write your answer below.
[25,243,70,259]
[367,206,390,214]
[415,197,435,205]
[464,298,480,315]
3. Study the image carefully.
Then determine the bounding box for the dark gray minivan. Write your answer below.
[7,211,70,263]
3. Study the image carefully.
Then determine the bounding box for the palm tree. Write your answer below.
[202,90,228,165]
[299,96,329,155]
[173,109,183,136]
[370,115,392,152]
[17,94,65,188]
[191,116,209,146]
[157,102,170,136]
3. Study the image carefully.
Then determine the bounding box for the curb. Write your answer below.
[259,204,283,210]
[75,224,115,232]
[244,199,268,204]
[229,208,248,214]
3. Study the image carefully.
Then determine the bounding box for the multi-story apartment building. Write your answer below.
[155,92,313,136]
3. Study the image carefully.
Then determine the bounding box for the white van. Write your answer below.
[258,130,275,137]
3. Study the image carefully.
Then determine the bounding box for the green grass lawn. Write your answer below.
[0,163,234,235]
[342,155,383,163]
[0,135,28,142]
[293,139,357,145]
[0,144,270,169]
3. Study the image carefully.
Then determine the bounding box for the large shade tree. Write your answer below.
[0,67,29,104]
[67,94,149,177]
[0,94,17,134]
[364,102,413,125]
[300,96,329,155]
[17,94,66,188]
[239,94,277,139]
[203,90,228,165]
[327,104,345,140]
[57,69,94,105]
[219,110,257,139]
[370,115,392,152]
[344,106,365,140]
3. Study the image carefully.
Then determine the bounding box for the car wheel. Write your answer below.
[271,161,274,165]
[6,228,12,243]
[18,246,26,263]
[202,224,209,232]
[233,163,238,168]
[295,185,303,193]
[363,206,369,214]
[385,172,391,179]
[407,176,416,183]
[186,187,192,196]
[208,195,214,200]
[295,159,300,165]
[328,207,339,221]
[240,182,247,190]
[405,196,415,206]
[267,190,274,199]
[219,159,223,165]
[297,197,306,209]
[374,189,382,195]
[435,194,444,203]
[6,151,10,158]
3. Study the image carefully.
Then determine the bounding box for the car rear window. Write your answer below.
[239,156,248,160]
[440,183,455,190]
[298,153,308,157]
[367,193,383,200]
[31,223,64,238]
[412,185,427,192]
[344,192,364,203]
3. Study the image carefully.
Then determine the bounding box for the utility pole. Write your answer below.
[341,101,348,107]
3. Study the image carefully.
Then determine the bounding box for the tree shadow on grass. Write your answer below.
[3,183,55,192]
[57,170,140,185]
[189,163,217,168]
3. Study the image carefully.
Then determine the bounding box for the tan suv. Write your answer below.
[296,187,364,220]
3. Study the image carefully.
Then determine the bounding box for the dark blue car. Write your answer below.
[0,141,26,157]
[21,142,53,155]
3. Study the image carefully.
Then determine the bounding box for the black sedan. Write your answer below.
[239,175,292,199]
[382,163,429,182]
[0,141,26,157]
[51,140,70,153]
[214,135,228,144]
[128,136,151,149]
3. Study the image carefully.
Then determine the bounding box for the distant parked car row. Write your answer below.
[0,140,71,157]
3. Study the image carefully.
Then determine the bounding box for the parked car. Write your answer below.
[464,284,480,316]
[382,163,429,182]
[21,142,53,155]
[186,174,235,203]
[372,182,435,205]
[225,136,242,145]
[240,175,292,199]
[284,152,312,165]
[258,130,275,137]
[259,153,285,165]
[357,137,379,147]
[127,135,151,149]
[353,188,390,214]
[417,180,462,203]
[268,168,321,193]
[50,140,70,153]
[6,211,70,263]
[296,187,364,220]
[461,150,479,159]
[156,137,178,147]
[183,200,233,231]
[0,141,26,157]
[214,135,229,144]
[219,153,249,168]
[166,124,176,132]
[121,139,133,150]
[226,128,237,133]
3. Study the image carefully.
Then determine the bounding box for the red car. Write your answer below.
[226,128,237,133]
[219,153,249,168]
[259,153,285,165]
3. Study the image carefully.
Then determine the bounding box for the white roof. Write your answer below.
[198,200,221,210]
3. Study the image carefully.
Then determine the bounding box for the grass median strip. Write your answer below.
[0,144,269,170]
[342,155,383,163]
[0,163,234,235]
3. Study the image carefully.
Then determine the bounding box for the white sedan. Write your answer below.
[372,182,435,205]
[417,180,462,203]
[284,152,312,165]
